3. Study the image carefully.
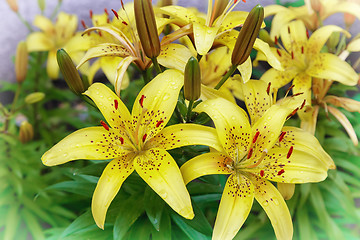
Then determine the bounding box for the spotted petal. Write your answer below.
[132,70,183,142]
[249,175,293,240]
[306,53,358,86]
[84,83,131,130]
[41,127,128,166]
[195,98,251,160]
[158,43,194,72]
[213,174,254,240]
[180,152,232,185]
[157,5,202,26]
[260,65,298,90]
[92,153,136,229]
[292,72,312,108]
[216,11,248,32]
[134,148,194,219]
[280,20,307,53]
[146,124,223,152]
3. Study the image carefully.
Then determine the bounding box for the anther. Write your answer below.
[112,9,119,19]
[114,99,118,110]
[285,84,294,97]
[81,20,87,29]
[89,10,93,19]
[156,120,164,128]
[301,46,304,54]
[121,0,125,10]
[122,21,128,25]
[292,92,303,97]
[142,133,147,142]
[104,8,109,15]
[139,95,145,108]
[120,137,124,144]
[98,31,102,37]
[252,131,260,143]
[286,108,298,120]
[277,169,285,176]
[288,26,291,34]
[276,49,282,57]
[287,146,293,159]
[266,82,271,95]
[300,99,306,110]
[247,148,253,159]
[306,29,309,38]
[291,51,294,59]
[279,131,286,142]
[260,170,264,177]
[274,36,278,45]
[100,120,109,131]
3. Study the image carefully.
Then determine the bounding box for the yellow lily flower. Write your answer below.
[181,80,334,240]
[258,20,358,108]
[265,0,360,38]
[26,12,91,79]
[41,70,223,229]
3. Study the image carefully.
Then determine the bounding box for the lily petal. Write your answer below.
[280,20,307,53]
[193,22,220,55]
[134,148,194,219]
[253,38,283,71]
[33,15,55,35]
[55,12,78,41]
[201,84,236,103]
[260,66,298,90]
[347,38,360,52]
[195,98,251,160]
[237,57,252,83]
[114,56,136,96]
[157,5,202,26]
[158,43,194,72]
[292,72,312,108]
[41,127,127,166]
[249,175,293,240]
[92,153,135,229]
[84,83,131,129]
[26,32,54,52]
[146,124,223,152]
[64,32,92,52]
[300,105,319,135]
[269,9,297,40]
[216,11,248,32]
[180,152,232,185]
[213,174,254,240]
[132,70,183,141]
[306,53,358,86]
[99,57,123,85]
[47,50,59,79]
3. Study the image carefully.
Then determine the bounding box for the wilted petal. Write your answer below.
[180,152,232,185]
[134,148,194,219]
[92,153,135,229]
[41,127,128,166]
[306,53,358,86]
[195,98,251,160]
[213,174,254,240]
[146,124,223,152]
[324,95,360,113]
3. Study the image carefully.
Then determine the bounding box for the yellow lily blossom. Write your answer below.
[41,70,222,229]
[258,20,358,108]
[181,80,334,240]
[26,12,91,79]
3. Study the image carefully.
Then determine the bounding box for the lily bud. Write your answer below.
[310,0,322,13]
[134,0,160,59]
[231,4,264,66]
[277,183,295,200]
[25,92,45,104]
[184,57,201,101]
[57,49,85,95]
[344,13,356,28]
[157,0,172,7]
[210,0,228,24]
[327,32,340,52]
[38,0,45,12]
[19,121,34,144]
[15,41,28,83]
[6,0,18,12]
[259,29,275,47]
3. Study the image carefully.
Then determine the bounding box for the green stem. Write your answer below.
[142,69,150,85]
[16,12,33,32]
[10,83,22,114]
[151,57,162,74]
[175,104,184,123]
[214,65,237,90]
[186,100,194,122]
[50,1,62,20]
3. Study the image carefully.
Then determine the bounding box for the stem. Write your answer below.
[16,12,33,32]
[186,100,194,122]
[151,57,162,74]
[10,83,22,114]
[214,64,237,90]
[142,70,150,85]
[50,1,62,20]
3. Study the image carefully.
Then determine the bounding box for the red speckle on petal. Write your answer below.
[114,99,118,110]
[156,120,164,128]
[100,120,109,131]
[279,131,286,142]
[120,137,124,144]
[276,49,282,57]
[112,9,119,19]
[260,170,264,177]
[287,146,293,159]
[252,131,260,143]
[142,134,147,142]
[247,148,253,159]
[139,95,145,108]
[277,169,285,176]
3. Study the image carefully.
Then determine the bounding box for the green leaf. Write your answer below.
[144,186,165,231]
[22,208,45,240]
[60,211,97,238]
[4,205,20,240]
[180,201,212,236]
[46,181,96,197]
[171,212,210,240]
[152,210,172,240]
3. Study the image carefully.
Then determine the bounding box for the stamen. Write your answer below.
[292,92,303,97]
[156,120,164,128]
[288,26,291,34]
[142,133,147,142]
[300,99,306,110]
[247,148,253,159]
[112,9,119,19]
[260,170,264,177]
[277,169,285,176]
[121,0,125,10]
[81,20,87,29]
[252,131,260,143]
[276,49,282,57]
[246,149,268,168]
[291,51,294,59]
[284,85,294,98]
[274,36,278,45]
[100,120,109,131]
[107,18,110,24]
[120,137,124,144]
[114,99,118,110]
[286,108,299,120]
[89,10,93,19]
[279,131,286,142]
[98,31,102,37]
[104,8,109,15]
[287,146,293,159]
[214,65,219,73]
[139,95,145,108]
[122,21,128,25]
[266,82,271,95]
[301,46,304,54]
[306,29,309,38]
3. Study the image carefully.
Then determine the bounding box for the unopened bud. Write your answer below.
[259,29,275,47]
[184,57,201,101]
[157,0,172,7]
[327,32,340,52]
[310,0,322,13]
[38,0,45,12]
[19,121,34,144]
[231,4,264,66]
[15,41,28,83]
[277,183,295,200]
[344,13,356,28]
[25,92,45,104]
[134,0,160,59]
[57,49,86,95]
[210,0,228,24]
[6,0,18,12]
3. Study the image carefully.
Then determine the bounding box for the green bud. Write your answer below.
[327,32,340,52]
[38,0,45,12]
[134,0,160,59]
[259,29,275,47]
[25,92,45,104]
[19,121,34,144]
[57,49,85,95]
[184,57,201,101]
[15,41,28,83]
[231,4,264,66]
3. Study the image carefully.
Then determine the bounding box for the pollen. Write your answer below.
[100,120,109,131]
[287,146,293,159]
[277,169,285,176]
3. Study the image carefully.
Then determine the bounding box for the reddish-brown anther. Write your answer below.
[112,9,119,19]
[142,134,147,142]
[279,131,286,142]
[287,146,293,159]
[120,137,124,144]
[266,82,271,95]
[114,99,119,110]
[276,49,282,57]
[260,170,264,177]
[277,169,285,176]
[247,148,253,159]
[100,120,110,131]
[139,95,145,108]
[156,120,164,127]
